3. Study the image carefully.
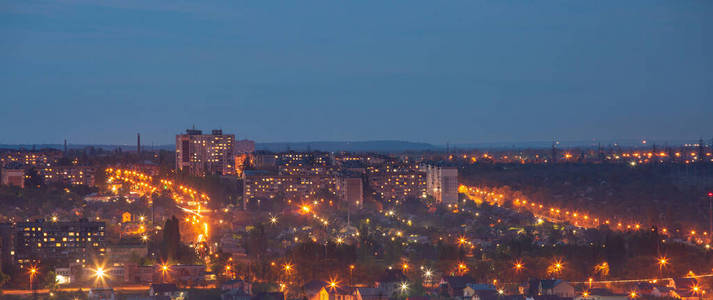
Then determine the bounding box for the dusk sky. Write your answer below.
[1,0,711,145]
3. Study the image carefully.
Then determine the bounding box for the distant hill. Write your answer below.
[0,141,440,153]
[255,140,440,152]
[0,138,701,153]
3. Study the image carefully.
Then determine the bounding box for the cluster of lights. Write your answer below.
[460,184,710,246]
[107,168,211,243]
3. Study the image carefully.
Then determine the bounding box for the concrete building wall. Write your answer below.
[424,164,458,204]
[1,168,25,188]
[338,176,363,209]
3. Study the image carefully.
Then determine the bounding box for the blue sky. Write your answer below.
[1,0,711,145]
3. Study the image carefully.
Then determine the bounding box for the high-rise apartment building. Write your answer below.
[423,163,459,204]
[337,173,363,209]
[176,129,235,176]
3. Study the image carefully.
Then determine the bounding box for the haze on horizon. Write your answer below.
[1,0,711,145]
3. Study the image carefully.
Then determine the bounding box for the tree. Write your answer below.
[24,167,44,187]
[0,271,9,288]
[42,271,59,292]
[161,216,181,263]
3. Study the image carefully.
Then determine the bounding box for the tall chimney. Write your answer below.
[137,133,141,154]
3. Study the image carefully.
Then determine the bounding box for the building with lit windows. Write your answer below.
[337,173,363,209]
[0,149,62,169]
[1,162,25,188]
[368,169,426,202]
[242,170,336,210]
[42,165,96,186]
[422,162,459,204]
[13,219,106,266]
[176,128,236,176]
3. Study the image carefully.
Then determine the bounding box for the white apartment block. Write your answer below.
[423,163,459,204]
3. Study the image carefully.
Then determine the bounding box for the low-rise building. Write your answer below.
[150,283,186,300]
[1,163,25,188]
[14,219,105,266]
[528,279,575,298]
[42,165,96,186]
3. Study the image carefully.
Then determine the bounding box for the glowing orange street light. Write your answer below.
[692,285,701,295]
[349,265,355,285]
[327,276,340,291]
[657,257,668,277]
[457,262,468,274]
[29,267,38,291]
[160,264,170,283]
[458,236,467,246]
[514,262,524,272]
[548,259,564,275]
[283,263,293,273]
[658,257,668,267]
[629,291,638,299]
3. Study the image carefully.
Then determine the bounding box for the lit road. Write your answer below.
[2,283,217,295]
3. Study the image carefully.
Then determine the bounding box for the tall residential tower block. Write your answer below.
[176,129,235,176]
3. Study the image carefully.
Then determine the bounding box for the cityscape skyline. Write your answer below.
[3,1,713,299]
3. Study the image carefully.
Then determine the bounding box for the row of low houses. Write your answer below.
[282,273,709,300]
[75,267,709,300]
[55,263,207,287]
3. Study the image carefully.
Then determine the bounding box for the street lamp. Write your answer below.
[29,267,38,291]
[457,263,467,274]
[399,282,409,294]
[283,263,293,276]
[94,267,106,288]
[692,285,701,295]
[349,265,355,286]
[514,262,523,272]
[657,257,668,278]
[328,277,339,291]
[161,264,170,283]
[547,259,564,276]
